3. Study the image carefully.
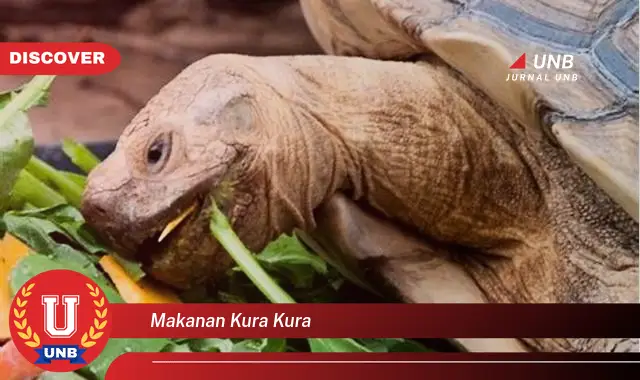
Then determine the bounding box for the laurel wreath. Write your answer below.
[81,283,108,348]
[11,281,109,350]
[12,283,40,348]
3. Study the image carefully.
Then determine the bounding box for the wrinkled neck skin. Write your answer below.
[244,55,637,310]
[269,56,547,247]
[255,55,547,251]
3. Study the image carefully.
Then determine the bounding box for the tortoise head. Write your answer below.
[80,54,305,290]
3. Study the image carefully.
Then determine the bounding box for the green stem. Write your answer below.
[0,75,55,127]
[209,201,295,304]
[25,156,83,208]
[61,138,101,174]
[12,170,66,208]
[208,199,371,352]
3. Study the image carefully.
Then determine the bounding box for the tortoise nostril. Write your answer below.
[83,201,109,220]
[81,195,113,230]
[93,204,108,215]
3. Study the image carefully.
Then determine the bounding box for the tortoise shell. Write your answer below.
[300,0,639,221]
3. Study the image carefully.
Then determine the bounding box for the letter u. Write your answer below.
[533,55,546,69]
[42,295,80,338]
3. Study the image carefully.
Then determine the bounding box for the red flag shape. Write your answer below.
[509,53,526,69]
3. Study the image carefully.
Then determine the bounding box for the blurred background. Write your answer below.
[0,0,322,144]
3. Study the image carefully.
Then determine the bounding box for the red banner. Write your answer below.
[108,303,640,338]
[0,42,120,75]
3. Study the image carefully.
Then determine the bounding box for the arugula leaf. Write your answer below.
[257,234,327,273]
[3,208,105,258]
[0,87,20,108]
[0,84,50,109]
[180,338,287,353]
[110,253,146,282]
[10,254,122,304]
[0,111,32,212]
[0,76,55,211]
[231,338,287,352]
[162,341,193,353]
[209,200,371,353]
[4,206,148,285]
[249,234,327,289]
[358,338,432,352]
[187,338,234,352]
[308,338,371,353]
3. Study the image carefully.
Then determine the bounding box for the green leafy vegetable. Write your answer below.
[249,234,327,289]
[3,210,102,261]
[208,200,371,353]
[231,338,287,352]
[308,338,370,353]
[0,111,32,212]
[186,338,234,352]
[170,338,288,353]
[8,151,145,282]
[0,76,55,211]
[4,204,107,254]
[358,338,432,352]
[209,203,296,304]
[110,253,146,282]
[10,254,121,304]
[162,341,194,353]
[257,234,327,274]
[0,83,50,109]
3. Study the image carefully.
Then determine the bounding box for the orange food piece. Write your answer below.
[0,235,30,340]
[0,340,44,380]
[99,255,181,303]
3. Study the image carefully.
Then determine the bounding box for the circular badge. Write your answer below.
[9,269,113,372]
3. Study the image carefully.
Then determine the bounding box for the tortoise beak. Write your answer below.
[157,203,198,243]
[81,180,207,261]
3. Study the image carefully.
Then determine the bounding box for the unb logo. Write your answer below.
[9,269,112,372]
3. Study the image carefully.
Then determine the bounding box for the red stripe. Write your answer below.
[108,303,639,338]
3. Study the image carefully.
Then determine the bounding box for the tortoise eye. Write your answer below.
[146,133,172,172]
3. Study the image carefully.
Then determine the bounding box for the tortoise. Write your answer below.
[80,0,639,353]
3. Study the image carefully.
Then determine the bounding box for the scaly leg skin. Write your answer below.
[310,193,529,353]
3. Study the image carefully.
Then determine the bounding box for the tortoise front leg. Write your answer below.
[309,193,529,353]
